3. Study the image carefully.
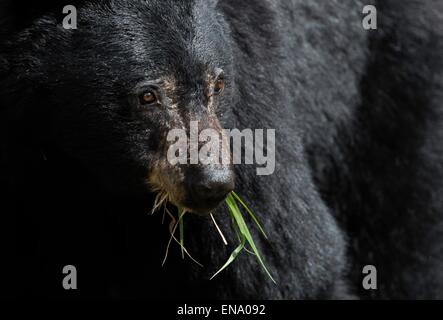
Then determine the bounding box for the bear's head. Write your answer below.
[0,0,236,214]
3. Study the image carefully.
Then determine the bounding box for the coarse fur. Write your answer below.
[1,0,443,299]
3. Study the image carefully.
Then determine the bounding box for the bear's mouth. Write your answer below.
[149,188,223,216]
[147,162,231,215]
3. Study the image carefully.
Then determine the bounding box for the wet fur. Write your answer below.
[1,0,443,299]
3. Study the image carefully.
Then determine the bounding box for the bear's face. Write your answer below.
[32,0,235,214]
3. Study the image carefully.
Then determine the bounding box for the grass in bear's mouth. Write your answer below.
[154,191,275,283]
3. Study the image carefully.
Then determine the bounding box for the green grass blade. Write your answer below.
[211,236,246,280]
[211,196,246,279]
[231,191,268,239]
[230,212,242,243]
[240,224,276,283]
[171,192,274,283]
[226,193,276,283]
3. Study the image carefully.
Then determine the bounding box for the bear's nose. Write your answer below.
[189,167,235,214]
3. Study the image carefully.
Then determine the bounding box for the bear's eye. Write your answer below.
[139,90,158,105]
[214,76,225,95]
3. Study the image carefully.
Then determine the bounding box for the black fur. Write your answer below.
[1,0,443,299]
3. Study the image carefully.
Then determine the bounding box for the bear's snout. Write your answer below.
[186,166,235,214]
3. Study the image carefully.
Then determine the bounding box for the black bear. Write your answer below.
[1,0,443,299]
